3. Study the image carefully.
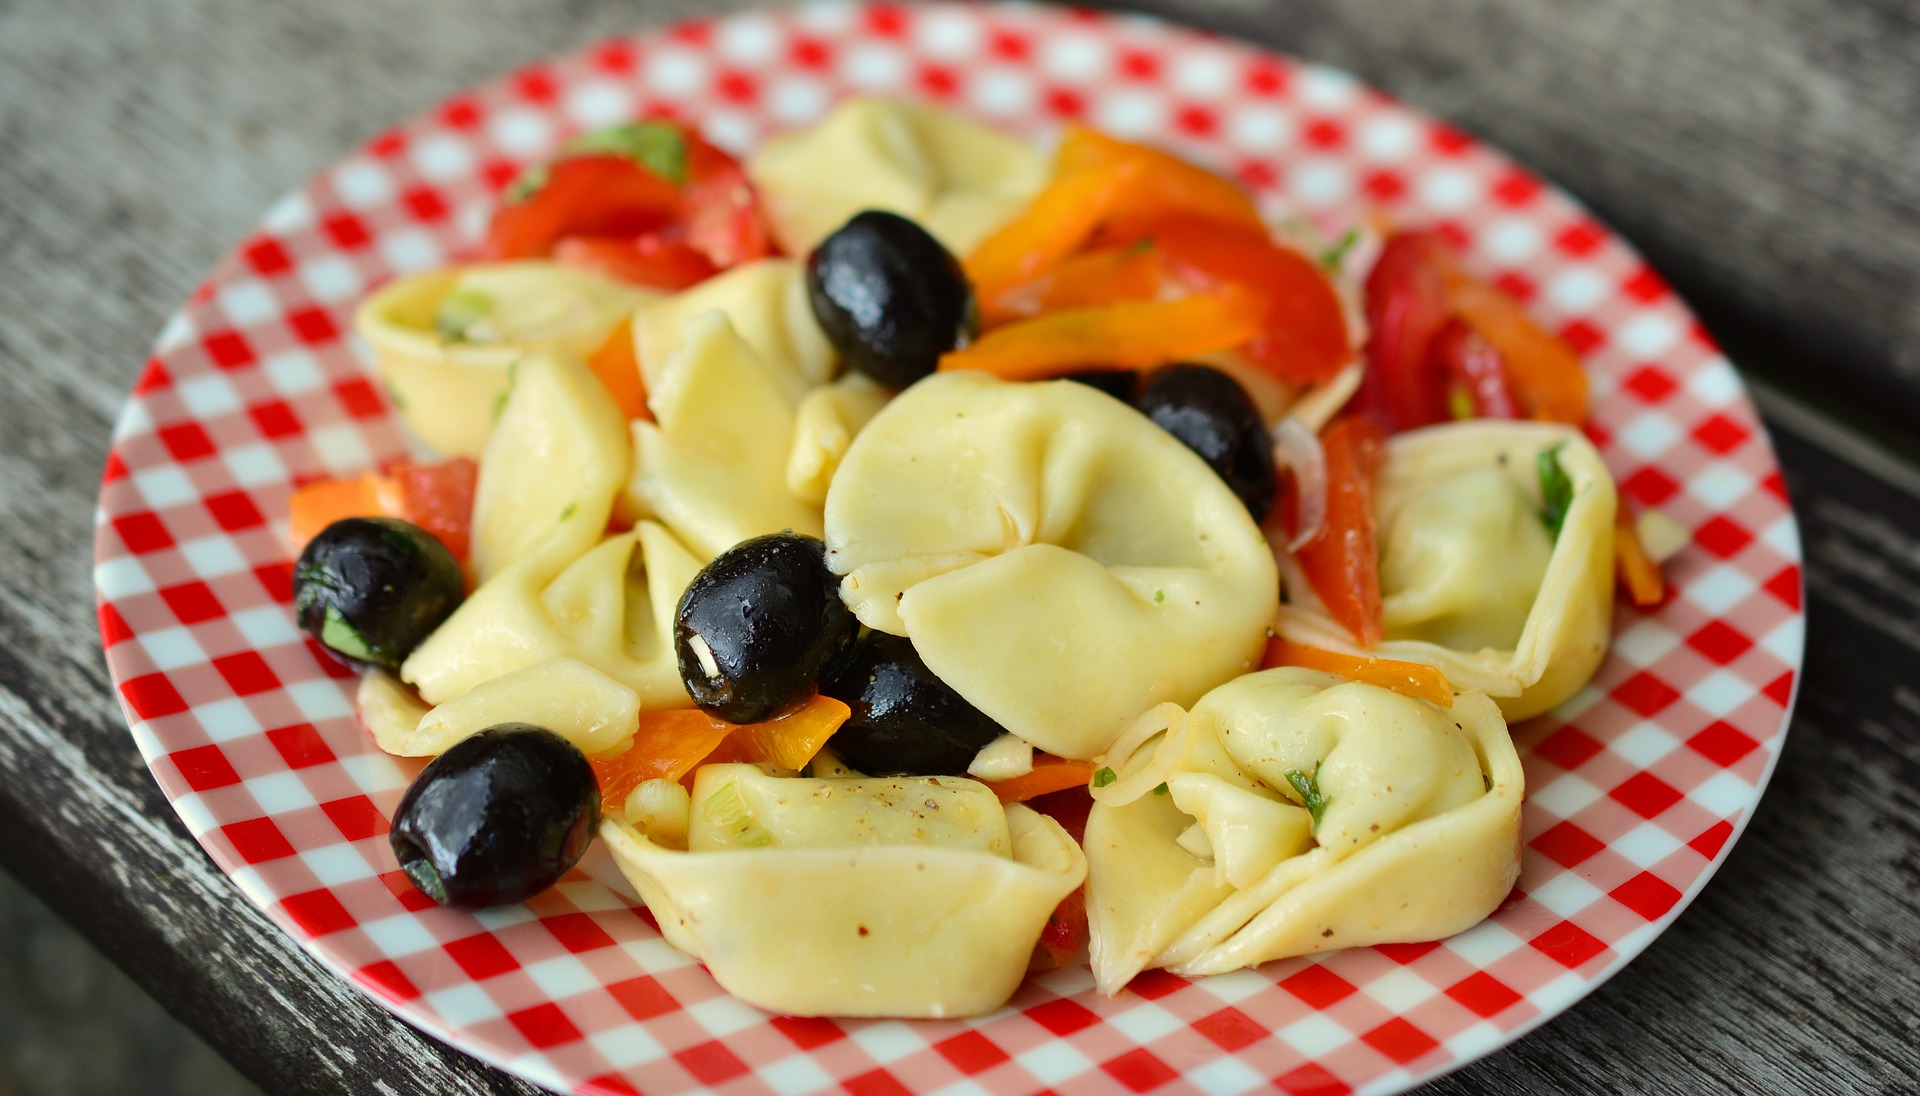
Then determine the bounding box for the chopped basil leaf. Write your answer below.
[1284,767,1329,830]
[564,121,688,185]
[504,163,550,204]
[320,605,378,662]
[1537,443,1573,538]
[1092,767,1117,788]
[1152,782,1169,796]
[1320,227,1361,270]
[1153,589,1165,604]
[434,288,494,341]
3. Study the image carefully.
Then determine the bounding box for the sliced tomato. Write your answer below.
[1442,271,1589,424]
[1354,232,1453,432]
[681,132,774,268]
[1433,318,1520,419]
[484,121,772,279]
[1032,886,1088,970]
[388,457,478,562]
[1131,214,1349,385]
[1289,417,1386,647]
[286,456,475,561]
[484,154,682,261]
[552,233,718,291]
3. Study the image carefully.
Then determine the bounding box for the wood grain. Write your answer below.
[2,0,1917,1092]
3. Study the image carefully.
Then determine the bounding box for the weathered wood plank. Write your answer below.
[2,0,1918,1092]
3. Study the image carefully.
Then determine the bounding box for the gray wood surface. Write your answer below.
[2,0,1917,1093]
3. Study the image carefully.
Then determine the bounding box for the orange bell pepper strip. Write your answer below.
[585,316,652,421]
[1614,504,1667,607]
[938,290,1265,381]
[1135,214,1350,385]
[1441,263,1588,425]
[288,473,395,556]
[979,243,1165,327]
[701,695,851,771]
[1287,417,1386,647]
[589,709,737,816]
[286,457,476,559]
[980,755,1098,805]
[964,126,1263,300]
[589,696,853,818]
[1260,637,1454,708]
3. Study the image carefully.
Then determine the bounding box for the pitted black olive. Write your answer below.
[1138,364,1277,521]
[675,531,860,724]
[390,723,599,908]
[293,517,464,671]
[807,210,978,388]
[820,632,1006,776]
[1061,369,1141,404]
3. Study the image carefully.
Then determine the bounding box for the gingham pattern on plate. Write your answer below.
[92,3,1802,1093]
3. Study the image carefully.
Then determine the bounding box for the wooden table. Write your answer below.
[4,0,1917,1091]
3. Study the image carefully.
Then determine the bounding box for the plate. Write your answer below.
[92,3,1804,1093]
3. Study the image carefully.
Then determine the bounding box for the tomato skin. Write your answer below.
[1433,318,1520,419]
[552,233,719,291]
[389,457,478,562]
[1290,417,1385,647]
[1354,232,1453,432]
[483,124,773,280]
[483,155,682,261]
[1137,215,1349,385]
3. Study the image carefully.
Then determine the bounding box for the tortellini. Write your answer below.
[1274,420,1618,721]
[469,352,631,584]
[785,372,888,505]
[601,764,1086,1018]
[399,521,702,709]
[1084,668,1522,994]
[354,262,649,457]
[746,98,1049,258]
[824,372,1278,760]
[631,258,835,404]
[622,313,823,561]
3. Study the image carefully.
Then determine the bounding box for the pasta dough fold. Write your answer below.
[1275,420,1618,720]
[824,372,1278,759]
[354,262,648,457]
[1084,668,1522,994]
[602,765,1085,1018]
[622,312,824,560]
[746,98,1048,257]
[399,521,701,709]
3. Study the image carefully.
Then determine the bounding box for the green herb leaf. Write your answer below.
[559,502,577,521]
[1153,589,1165,604]
[320,605,378,663]
[1284,767,1330,830]
[434,288,495,341]
[1320,227,1361,271]
[1447,387,1477,421]
[1152,782,1169,796]
[564,121,688,185]
[1537,442,1573,538]
[504,163,550,204]
[1092,767,1117,788]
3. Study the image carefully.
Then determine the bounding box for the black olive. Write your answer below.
[1061,369,1141,404]
[293,517,464,671]
[807,210,978,388]
[389,724,599,908]
[820,632,1006,776]
[1138,364,1277,521]
[675,531,859,723]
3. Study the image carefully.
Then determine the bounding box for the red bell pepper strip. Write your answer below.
[1442,271,1589,424]
[485,154,682,261]
[1289,417,1386,647]
[1133,214,1350,385]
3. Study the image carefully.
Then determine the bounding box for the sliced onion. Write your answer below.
[1272,416,1328,551]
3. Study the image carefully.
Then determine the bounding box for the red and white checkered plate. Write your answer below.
[92,3,1803,1093]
